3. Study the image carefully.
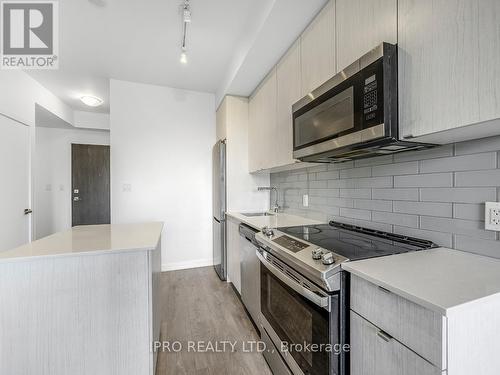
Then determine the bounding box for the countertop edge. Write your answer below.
[225,212,261,230]
[225,211,325,230]
[0,245,159,265]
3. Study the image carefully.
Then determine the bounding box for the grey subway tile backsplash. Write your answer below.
[353,199,393,212]
[420,187,496,203]
[270,136,500,258]
[455,169,500,187]
[394,173,453,188]
[393,201,453,218]
[453,203,485,221]
[372,188,419,201]
[316,170,340,180]
[339,208,372,221]
[455,136,500,155]
[339,167,371,179]
[339,188,371,199]
[454,235,500,258]
[372,211,419,228]
[420,216,496,240]
[372,161,419,177]
[420,153,496,173]
[393,144,454,162]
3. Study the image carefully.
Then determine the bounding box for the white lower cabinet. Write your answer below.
[226,218,241,293]
[350,311,440,375]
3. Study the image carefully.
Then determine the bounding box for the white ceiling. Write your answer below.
[27,0,326,113]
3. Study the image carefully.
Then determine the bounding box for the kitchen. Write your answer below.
[0,0,499,375]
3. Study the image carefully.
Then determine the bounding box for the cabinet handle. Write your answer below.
[378,286,392,294]
[377,330,392,342]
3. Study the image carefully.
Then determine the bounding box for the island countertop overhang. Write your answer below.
[0,222,164,263]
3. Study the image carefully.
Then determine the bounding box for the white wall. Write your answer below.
[110,79,216,271]
[34,127,110,239]
[0,70,73,127]
[74,111,110,130]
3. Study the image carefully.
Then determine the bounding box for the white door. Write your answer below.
[0,114,30,251]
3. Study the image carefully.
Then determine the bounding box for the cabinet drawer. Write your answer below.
[350,275,446,369]
[351,311,440,375]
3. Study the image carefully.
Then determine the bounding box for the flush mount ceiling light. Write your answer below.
[179,0,191,64]
[80,95,103,107]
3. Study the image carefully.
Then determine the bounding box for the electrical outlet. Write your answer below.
[485,202,500,231]
[302,194,309,207]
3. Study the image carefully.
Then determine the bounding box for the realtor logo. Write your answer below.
[1,1,58,69]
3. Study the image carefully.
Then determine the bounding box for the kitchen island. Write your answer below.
[0,222,163,375]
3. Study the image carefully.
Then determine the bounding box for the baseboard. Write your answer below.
[162,258,213,272]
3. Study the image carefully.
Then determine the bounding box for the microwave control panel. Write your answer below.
[363,74,378,121]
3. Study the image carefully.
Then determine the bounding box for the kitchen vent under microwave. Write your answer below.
[292,43,435,163]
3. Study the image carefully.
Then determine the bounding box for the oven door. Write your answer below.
[258,251,340,375]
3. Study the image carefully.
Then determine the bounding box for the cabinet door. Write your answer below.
[276,40,301,168]
[248,68,277,172]
[350,312,440,375]
[248,92,261,172]
[300,0,336,95]
[216,97,227,141]
[336,0,397,71]
[226,219,241,292]
[398,0,500,140]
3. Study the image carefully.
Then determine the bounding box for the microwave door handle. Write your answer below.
[256,250,331,311]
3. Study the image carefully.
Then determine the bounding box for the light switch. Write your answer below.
[122,183,132,192]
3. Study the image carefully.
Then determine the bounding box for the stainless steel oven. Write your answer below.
[257,247,348,375]
[255,222,437,375]
[292,43,433,163]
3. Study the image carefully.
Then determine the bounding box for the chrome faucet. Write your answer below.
[258,186,280,213]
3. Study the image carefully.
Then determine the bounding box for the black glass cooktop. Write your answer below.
[278,221,437,261]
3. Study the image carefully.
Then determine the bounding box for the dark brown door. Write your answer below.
[71,144,110,226]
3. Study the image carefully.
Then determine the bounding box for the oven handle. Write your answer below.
[256,250,331,311]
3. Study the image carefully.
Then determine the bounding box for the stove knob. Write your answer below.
[262,227,274,238]
[321,252,335,265]
[312,248,323,260]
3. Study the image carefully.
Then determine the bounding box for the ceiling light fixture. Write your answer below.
[80,95,103,107]
[180,0,191,64]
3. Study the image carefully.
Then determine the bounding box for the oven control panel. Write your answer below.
[272,235,308,253]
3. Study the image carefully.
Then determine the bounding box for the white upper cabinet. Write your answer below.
[248,68,277,173]
[300,0,336,96]
[336,0,397,71]
[398,0,500,142]
[276,40,301,168]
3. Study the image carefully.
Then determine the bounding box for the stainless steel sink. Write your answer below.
[241,212,275,217]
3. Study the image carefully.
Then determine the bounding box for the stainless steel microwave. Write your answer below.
[292,43,434,162]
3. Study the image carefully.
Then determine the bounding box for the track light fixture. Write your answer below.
[180,0,191,64]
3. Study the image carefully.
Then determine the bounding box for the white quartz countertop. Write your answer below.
[342,247,500,316]
[0,222,163,263]
[226,212,324,230]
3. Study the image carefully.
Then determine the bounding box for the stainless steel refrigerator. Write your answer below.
[212,139,226,280]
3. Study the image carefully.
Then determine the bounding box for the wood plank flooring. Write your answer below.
[155,267,272,375]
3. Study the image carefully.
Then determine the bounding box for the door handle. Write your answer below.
[24,208,33,215]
